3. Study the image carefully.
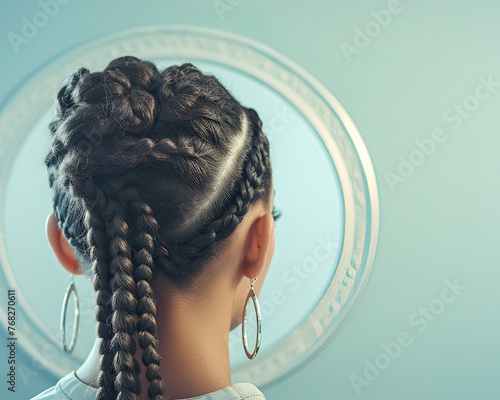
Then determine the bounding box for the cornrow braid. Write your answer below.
[46,67,118,399]
[45,56,273,400]
[160,109,269,274]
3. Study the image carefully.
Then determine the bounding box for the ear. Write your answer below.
[45,212,84,275]
[242,212,274,280]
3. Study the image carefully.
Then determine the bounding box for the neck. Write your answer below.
[76,276,235,400]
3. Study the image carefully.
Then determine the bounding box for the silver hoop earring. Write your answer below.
[242,277,262,359]
[60,274,80,354]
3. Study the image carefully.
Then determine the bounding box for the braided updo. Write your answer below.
[45,56,273,400]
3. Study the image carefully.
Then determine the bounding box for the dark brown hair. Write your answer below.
[45,56,276,400]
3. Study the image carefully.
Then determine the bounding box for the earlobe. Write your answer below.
[45,212,83,275]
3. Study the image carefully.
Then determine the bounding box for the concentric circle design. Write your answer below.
[0,25,379,386]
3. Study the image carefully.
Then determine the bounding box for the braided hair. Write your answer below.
[45,56,274,400]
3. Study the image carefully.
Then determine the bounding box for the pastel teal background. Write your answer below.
[1,1,499,399]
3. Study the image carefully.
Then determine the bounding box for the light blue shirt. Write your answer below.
[30,371,266,400]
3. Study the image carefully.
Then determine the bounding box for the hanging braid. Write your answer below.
[128,192,166,400]
[82,181,116,400]
[45,56,273,400]
[107,196,142,399]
